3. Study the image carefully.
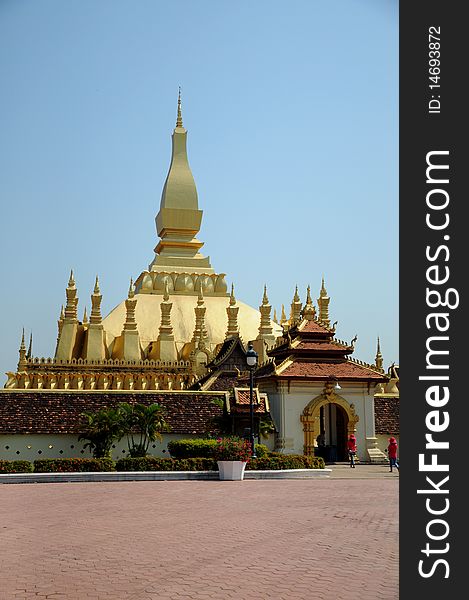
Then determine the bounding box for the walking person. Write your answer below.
[347,433,357,468]
[388,436,399,472]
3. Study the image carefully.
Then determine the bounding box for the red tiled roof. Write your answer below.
[375,397,400,435]
[0,391,224,435]
[279,360,386,381]
[296,342,352,352]
[231,388,267,414]
[299,320,331,334]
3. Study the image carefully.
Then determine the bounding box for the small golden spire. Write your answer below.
[290,285,302,324]
[176,87,183,128]
[128,277,135,299]
[27,333,33,359]
[94,276,100,294]
[20,328,26,352]
[83,307,88,325]
[273,309,278,324]
[262,284,269,305]
[18,328,27,370]
[60,305,64,320]
[317,277,330,327]
[302,285,316,320]
[226,284,239,338]
[68,269,75,287]
[280,304,287,325]
[375,336,384,371]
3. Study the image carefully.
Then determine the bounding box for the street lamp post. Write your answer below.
[246,342,258,458]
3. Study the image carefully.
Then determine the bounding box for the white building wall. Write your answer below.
[258,379,378,460]
[0,433,199,462]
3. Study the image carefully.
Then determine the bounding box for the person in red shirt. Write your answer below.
[387,436,399,472]
[347,434,357,468]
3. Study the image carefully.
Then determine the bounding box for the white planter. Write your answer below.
[217,460,247,481]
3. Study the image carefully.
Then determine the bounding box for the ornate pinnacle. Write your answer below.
[290,285,302,325]
[226,284,239,338]
[273,309,278,324]
[375,336,384,371]
[302,285,316,320]
[317,277,330,327]
[64,271,78,321]
[27,333,33,359]
[293,285,300,303]
[229,283,236,306]
[90,275,103,325]
[18,328,27,370]
[82,307,88,325]
[176,87,183,128]
[280,304,287,325]
[257,285,273,340]
[128,277,135,299]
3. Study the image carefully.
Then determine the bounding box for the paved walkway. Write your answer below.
[0,465,398,600]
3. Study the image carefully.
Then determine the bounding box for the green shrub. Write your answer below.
[115,456,217,471]
[254,444,270,458]
[247,454,325,470]
[167,439,218,458]
[0,459,33,473]
[33,458,115,473]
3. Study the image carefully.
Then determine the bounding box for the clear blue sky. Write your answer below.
[0,0,398,382]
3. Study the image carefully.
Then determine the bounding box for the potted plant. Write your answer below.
[214,437,252,480]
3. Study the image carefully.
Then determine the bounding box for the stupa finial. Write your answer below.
[94,275,100,294]
[128,277,135,299]
[176,87,183,128]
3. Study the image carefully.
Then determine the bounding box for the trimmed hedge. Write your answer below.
[0,459,33,473]
[116,456,217,471]
[33,458,115,472]
[167,439,218,458]
[247,455,325,470]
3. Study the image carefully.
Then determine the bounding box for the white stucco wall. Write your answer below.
[0,433,201,462]
[258,380,378,461]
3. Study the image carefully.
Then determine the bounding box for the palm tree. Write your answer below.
[119,402,169,457]
[78,407,124,459]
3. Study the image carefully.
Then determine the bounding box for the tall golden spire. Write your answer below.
[56,271,80,361]
[317,277,330,327]
[225,284,240,338]
[64,270,78,321]
[82,307,88,326]
[192,287,209,347]
[90,276,102,325]
[124,278,137,332]
[121,278,141,361]
[290,285,302,325]
[257,285,274,340]
[148,90,212,277]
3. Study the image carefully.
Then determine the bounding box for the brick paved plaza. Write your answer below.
[0,466,398,600]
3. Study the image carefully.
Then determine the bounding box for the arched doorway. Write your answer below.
[300,383,359,459]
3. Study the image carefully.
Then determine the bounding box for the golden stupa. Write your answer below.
[5,92,282,392]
